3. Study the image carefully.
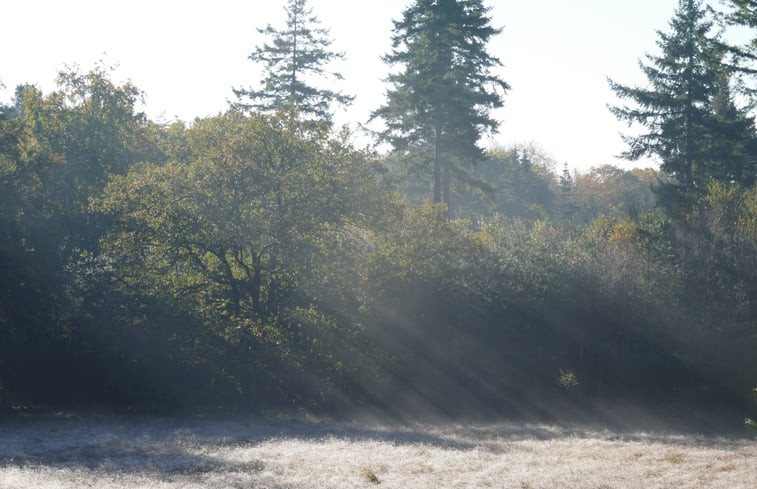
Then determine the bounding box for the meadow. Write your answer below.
[1,414,755,488]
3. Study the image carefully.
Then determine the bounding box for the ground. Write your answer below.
[1,414,755,488]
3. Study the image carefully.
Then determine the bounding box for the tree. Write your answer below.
[0,67,165,404]
[558,162,578,223]
[725,1,757,49]
[372,0,509,211]
[572,165,657,221]
[231,0,352,125]
[94,111,387,404]
[432,144,557,220]
[707,77,757,185]
[609,0,756,199]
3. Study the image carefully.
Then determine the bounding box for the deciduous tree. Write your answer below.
[94,111,386,403]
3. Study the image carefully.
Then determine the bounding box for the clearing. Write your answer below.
[0,414,755,488]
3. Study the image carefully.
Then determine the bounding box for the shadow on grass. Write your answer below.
[0,406,751,479]
[0,412,477,476]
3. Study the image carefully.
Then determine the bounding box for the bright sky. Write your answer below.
[0,0,683,172]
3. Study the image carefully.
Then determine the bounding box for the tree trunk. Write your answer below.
[218,253,241,316]
[251,252,262,315]
[433,126,441,203]
[290,6,299,108]
[265,253,279,316]
[442,154,451,218]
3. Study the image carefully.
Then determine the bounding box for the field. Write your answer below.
[1,413,756,488]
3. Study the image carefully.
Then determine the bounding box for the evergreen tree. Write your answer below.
[723,0,757,187]
[609,0,756,197]
[725,0,757,45]
[232,0,352,125]
[708,76,757,185]
[558,162,578,222]
[372,0,509,211]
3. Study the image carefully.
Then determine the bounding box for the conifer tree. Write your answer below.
[708,76,757,185]
[609,0,757,196]
[558,162,578,222]
[372,0,509,210]
[725,0,757,44]
[232,0,352,125]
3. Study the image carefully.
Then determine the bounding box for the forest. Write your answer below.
[0,0,756,428]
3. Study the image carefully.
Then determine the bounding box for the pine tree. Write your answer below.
[609,0,756,195]
[726,0,757,43]
[723,0,757,186]
[558,162,578,222]
[708,76,757,185]
[232,0,353,125]
[372,0,509,210]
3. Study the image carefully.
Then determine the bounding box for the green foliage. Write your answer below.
[746,388,757,432]
[458,145,558,220]
[93,110,387,406]
[609,0,757,197]
[724,0,757,58]
[2,13,757,419]
[670,181,757,325]
[557,369,579,390]
[232,0,352,125]
[0,66,164,405]
[373,0,508,206]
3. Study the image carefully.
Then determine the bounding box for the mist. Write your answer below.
[3,0,757,486]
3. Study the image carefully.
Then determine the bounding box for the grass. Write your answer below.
[360,466,381,484]
[662,451,686,464]
[0,414,755,488]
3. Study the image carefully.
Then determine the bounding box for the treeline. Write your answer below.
[0,69,754,417]
[0,0,756,420]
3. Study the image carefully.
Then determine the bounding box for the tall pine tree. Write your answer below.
[723,0,757,187]
[232,0,352,125]
[725,0,757,44]
[609,0,757,197]
[372,0,508,211]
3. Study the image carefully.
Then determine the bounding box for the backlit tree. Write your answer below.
[373,0,509,212]
[232,0,353,125]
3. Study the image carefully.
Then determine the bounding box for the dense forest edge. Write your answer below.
[1,0,756,431]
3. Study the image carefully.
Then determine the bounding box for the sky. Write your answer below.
[0,0,685,173]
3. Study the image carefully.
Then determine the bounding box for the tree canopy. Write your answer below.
[372,0,509,210]
[0,1,756,426]
[231,0,353,125]
[609,0,757,199]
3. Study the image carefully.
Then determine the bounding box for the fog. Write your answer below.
[2,3,757,487]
